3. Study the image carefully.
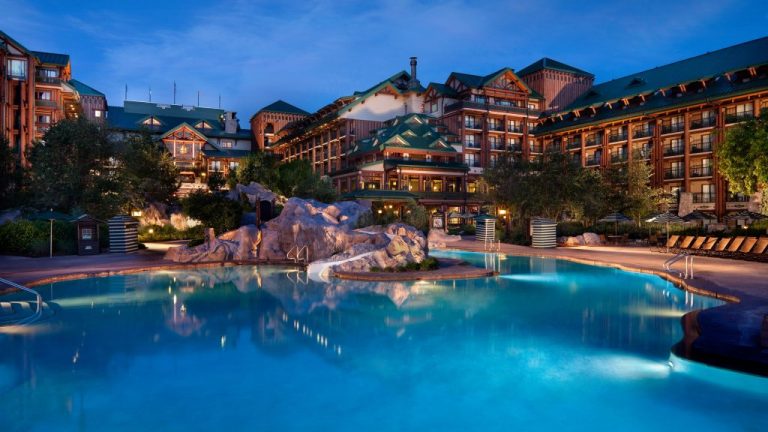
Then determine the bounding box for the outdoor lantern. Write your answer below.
[131,210,143,217]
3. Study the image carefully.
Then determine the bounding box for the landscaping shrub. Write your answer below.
[0,219,78,257]
[460,224,476,235]
[138,224,204,242]
[556,221,585,237]
[181,191,244,234]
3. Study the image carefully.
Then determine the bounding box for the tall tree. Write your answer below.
[26,118,121,218]
[716,117,768,195]
[234,151,280,191]
[603,155,663,222]
[0,136,23,209]
[120,131,180,208]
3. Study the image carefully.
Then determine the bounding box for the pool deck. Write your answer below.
[0,240,766,376]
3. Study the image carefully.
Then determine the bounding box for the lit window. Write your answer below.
[209,160,221,172]
[221,140,233,149]
[94,110,102,118]
[7,59,27,79]
[142,117,162,126]
[37,115,51,124]
[36,91,52,101]
[228,161,238,171]
[196,121,212,129]
[179,145,188,155]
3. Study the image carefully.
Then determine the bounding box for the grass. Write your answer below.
[370,257,439,273]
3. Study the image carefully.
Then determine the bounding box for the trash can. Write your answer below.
[531,217,557,248]
[75,214,102,255]
[108,215,139,253]
[475,214,496,242]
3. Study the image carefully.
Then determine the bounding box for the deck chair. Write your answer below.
[746,237,768,261]
[672,236,695,253]
[653,235,679,252]
[732,236,758,258]
[687,237,707,252]
[693,237,717,255]
[709,237,732,256]
[716,236,745,258]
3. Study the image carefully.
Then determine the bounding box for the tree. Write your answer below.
[0,135,23,209]
[207,171,226,192]
[120,131,180,208]
[234,151,279,190]
[181,190,243,234]
[26,118,122,218]
[717,117,768,195]
[603,155,663,223]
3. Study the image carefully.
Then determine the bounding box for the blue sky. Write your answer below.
[3,0,767,120]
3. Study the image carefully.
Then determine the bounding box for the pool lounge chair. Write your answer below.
[707,237,732,256]
[713,236,745,258]
[691,237,717,256]
[671,236,695,253]
[745,237,768,261]
[652,235,679,252]
[731,236,758,259]
[686,237,708,253]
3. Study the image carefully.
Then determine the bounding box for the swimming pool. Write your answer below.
[1,251,766,431]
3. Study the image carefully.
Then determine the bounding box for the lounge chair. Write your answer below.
[714,236,745,258]
[746,237,768,261]
[671,236,695,253]
[708,237,732,256]
[732,236,758,259]
[692,237,717,255]
[687,236,707,252]
[653,235,679,252]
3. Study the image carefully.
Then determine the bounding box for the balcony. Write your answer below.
[610,153,627,163]
[35,75,61,85]
[585,155,601,166]
[633,129,653,139]
[690,165,713,177]
[728,194,751,202]
[690,117,716,129]
[464,122,481,130]
[725,112,754,124]
[490,143,505,151]
[35,99,60,109]
[607,133,627,143]
[664,169,684,180]
[585,136,601,147]
[690,140,713,153]
[566,141,581,149]
[446,100,539,116]
[661,124,684,134]
[488,124,505,132]
[529,145,543,154]
[663,146,684,157]
[416,191,476,201]
[507,126,523,133]
[692,192,716,203]
[508,144,522,152]
[464,142,480,149]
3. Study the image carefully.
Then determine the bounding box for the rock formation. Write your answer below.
[164,225,261,263]
[228,182,279,207]
[427,229,462,249]
[558,232,603,246]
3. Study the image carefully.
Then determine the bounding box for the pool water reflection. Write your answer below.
[1,251,766,431]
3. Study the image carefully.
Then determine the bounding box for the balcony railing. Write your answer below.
[728,194,751,202]
[585,136,601,146]
[416,191,476,201]
[585,156,601,166]
[566,141,581,149]
[608,133,627,142]
[663,146,684,156]
[690,117,716,129]
[490,143,505,150]
[690,165,713,177]
[508,144,522,152]
[610,153,627,163]
[725,112,754,124]
[507,126,523,133]
[464,122,481,130]
[529,145,543,153]
[692,192,716,203]
[633,129,653,139]
[690,140,713,153]
[36,75,61,85]
[35,99,60,109]
[446,100,540,116]
[464,142,480,149]
[661,124,684,134]
[488,125,505,132]
[664,169,684,179]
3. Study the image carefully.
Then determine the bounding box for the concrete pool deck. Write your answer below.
[0,240,766,376]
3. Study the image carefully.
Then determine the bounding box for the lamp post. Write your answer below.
[49,208,54,258]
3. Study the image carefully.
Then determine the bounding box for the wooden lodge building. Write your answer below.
[1,30,106,165]
[108,101,253,195]
[534,36,768,218]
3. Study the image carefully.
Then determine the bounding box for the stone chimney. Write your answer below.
[408,57,421,91]
[223,112,238,134]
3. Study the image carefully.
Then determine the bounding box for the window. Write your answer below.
[464,152,478,167]
[508,120,521,132]
[179,145,189,155]
[490,154,499,167]
[464,134,477,147]
[143,117,162,126]
[94,110,102,118]
[473,95,486,104]
[39,68,58,78]
[196,121,212,129]
[229,161,239,171]
[527,103,537,110]
[221,140,233,149]
[467,181,477,193]
[35,91,52,101]
[81,228,93,240]
[430,102,438,113]
[7,59,27,79]
[464,115,479,129]
[209,160,221,172]
[431,179,443,192]
[37,115,51,124]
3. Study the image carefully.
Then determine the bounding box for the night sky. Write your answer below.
[3,0,767,119]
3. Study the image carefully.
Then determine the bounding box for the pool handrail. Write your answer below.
[0,277,43,325]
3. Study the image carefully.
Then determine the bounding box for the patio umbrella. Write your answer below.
[28,210,73,258]
[447,211,462,219]
[598,212,632,234]
[724,210,768,224]
[682,210,717,222]
[645,211,686,244]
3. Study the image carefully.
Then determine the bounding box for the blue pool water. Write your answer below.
[1,251,766,431]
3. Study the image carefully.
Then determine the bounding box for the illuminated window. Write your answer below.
[35,91,52,101]
[209,160,221,172]
[179,145,189,155]
[221,140,233,149]
[37,115,51,124]
[143,117,162,126]
[94,110,102,118]
[228,161,239,171]
[7,59,26,79]
[196,121,212,129]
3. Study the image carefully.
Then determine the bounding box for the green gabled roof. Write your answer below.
[0,30,32,55]
[426,82,459,98]
[256,100,309,116]
[446,67,543,99]
[348,113,457,157]
[517,57,594,78]
[68,79,105,97]
[32,51,70,66]
[559,36,768,115]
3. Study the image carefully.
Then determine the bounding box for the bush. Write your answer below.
[181,191,244,234]
[420,257,439,271]
[557,221,585,237]
[404,204,429,232]
[460,224,476,235]
[138,224,204,242]
[0,219,78,257]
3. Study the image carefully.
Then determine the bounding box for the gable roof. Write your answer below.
[348,113,457,157]
[32,51,70,66]
[68,79,105,97]
[256,100,310,116]
[517,57,594,78]
[561,35,768,114]
[446,67,543,99]
[0,30,33,55]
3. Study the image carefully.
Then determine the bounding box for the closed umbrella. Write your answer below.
[598,212,632,234]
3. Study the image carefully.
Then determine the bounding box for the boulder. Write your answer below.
[140,202,168,227]
[164,225,261,263]
[228,182,279,206]
[427,229,462,249]
[582,232,602,245]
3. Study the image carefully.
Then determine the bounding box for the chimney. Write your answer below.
[408,57,421,91]
[223,112,238,134]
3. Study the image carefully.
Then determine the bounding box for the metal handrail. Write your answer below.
[663,253,694,279]
[286,245,310,264]
[0,277,43,325]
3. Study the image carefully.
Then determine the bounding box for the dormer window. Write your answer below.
[142,117,162,127]
[196,121,212,129]
[7,59,27,80]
